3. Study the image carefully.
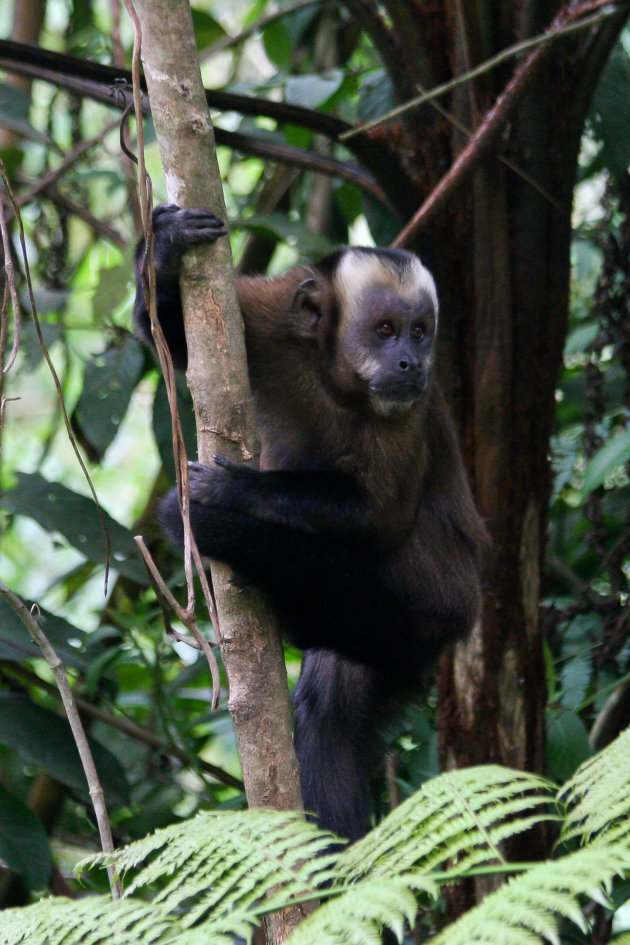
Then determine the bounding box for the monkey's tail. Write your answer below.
[293,650,384,843]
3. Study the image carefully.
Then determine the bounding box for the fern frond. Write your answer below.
[84,809,338,930]
[283,877,427,945]
[338,765,556,880]
[559,726,630,846]
[0,895,174,945]
[428,846,629,945]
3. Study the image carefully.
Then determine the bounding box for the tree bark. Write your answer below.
[129,2,304,940]
[429,3,630,896]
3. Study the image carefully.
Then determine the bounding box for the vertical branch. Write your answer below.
[125,2,305,940]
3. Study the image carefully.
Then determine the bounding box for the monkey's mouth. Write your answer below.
[368,378,427,404]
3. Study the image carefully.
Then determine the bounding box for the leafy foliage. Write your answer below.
[559,724,630,846]
[429,847,628,945]
[338,766,556,879]
[2,743,630,945]
[0,0,629,936]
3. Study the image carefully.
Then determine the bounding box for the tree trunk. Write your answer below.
[129,2,305,940]
[429,7,629,890]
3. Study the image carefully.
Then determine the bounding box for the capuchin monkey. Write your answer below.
[134,204,487,842]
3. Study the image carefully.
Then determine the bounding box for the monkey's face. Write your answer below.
[334,285,437,415]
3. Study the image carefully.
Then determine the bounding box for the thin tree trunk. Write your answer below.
[129,2,305,941]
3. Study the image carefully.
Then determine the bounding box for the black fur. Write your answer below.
[135,205,487,841]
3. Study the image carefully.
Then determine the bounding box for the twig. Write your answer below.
[30,184,126,248]
[391,0,621,247]
[0,581,123,900]
[416,83,561,210]
[135,535,222,709]
[10,117,121,213]
[0,188,21,374]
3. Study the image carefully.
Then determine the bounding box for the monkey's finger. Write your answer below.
[188,459,213,474]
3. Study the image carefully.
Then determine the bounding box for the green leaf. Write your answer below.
[559,653,591,711]
[0,783,52,890]
[74,335,145,457]
[0,83,53,146]
[560,726,630,846]
[17,321,65,371]
[191,9,226,48]
[564,322,598,358]
[91,265,132,322]
[285,71,344,109]
[589,44,630,182]
[358,69,396,122]
[546,706,592,782]
[263,20,292,69]
[581,430,630,496]
[152,374,198,482]
[0,595,86,669]
[3,472,147,584]
[0,692,129,807]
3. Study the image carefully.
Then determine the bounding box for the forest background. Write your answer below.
[0,0,630,940]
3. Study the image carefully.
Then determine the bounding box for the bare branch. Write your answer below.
[126,3,306,939]
[0,581,122,900]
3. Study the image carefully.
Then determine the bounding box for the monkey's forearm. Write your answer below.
[187,460,379,544]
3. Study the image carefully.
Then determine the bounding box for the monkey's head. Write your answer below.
[294,247,438,416]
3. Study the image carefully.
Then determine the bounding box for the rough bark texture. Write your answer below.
[131,1,304,939]
[417,3,630,896]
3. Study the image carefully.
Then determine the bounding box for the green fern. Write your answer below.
[85,809,339,928]
[339,765,557,879]
[2,736,630,945]
[559,726,630,846]
[0,896,174,945]
[428,846,630,945]
[283,877,429,945]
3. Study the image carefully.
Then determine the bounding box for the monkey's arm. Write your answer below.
[159,474,479,675]
[181,458,382,545]
[133,205,227,369]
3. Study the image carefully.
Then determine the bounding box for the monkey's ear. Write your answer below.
[291,277,326,336]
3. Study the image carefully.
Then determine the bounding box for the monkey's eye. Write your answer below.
[411,324,425,341]
[376,321,395,339]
